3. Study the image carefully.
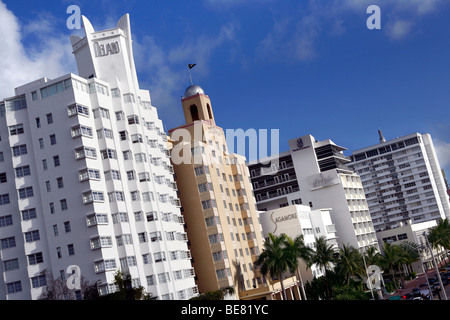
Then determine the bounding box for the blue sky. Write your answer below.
[1,0,450,174]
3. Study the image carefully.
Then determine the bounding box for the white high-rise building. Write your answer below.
[249,134,379,252]
[0,14,197,300]
[349,131,450,232]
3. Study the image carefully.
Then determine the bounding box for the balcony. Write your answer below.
[255,186,300,202]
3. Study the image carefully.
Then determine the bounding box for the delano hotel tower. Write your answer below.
[169,85,299,300]
[0,15,197,300]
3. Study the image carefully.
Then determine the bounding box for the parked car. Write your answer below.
[420,289,432,300]
[411,288,422,300]
[401,292,412,300]
[432,282,441,291]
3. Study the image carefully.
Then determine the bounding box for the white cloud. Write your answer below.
[385,19,414,40]
[434,139,450,170]
[0,1,75,100]
[133,21,239,127]
[257,0,445,62]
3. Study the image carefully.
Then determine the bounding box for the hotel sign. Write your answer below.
[308,172,340,190]
[270,211,298,233]
[94,41,120,57]
[292,138,310,152]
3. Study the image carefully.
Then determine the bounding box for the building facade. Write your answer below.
[0,14,197,300]
[349,132,450,232]
[169,84,295,299]
[376,220,445,275]
[259,205,337,283]
[249,134,379,252]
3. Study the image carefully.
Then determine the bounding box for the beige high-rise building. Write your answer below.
[168,84,299,300]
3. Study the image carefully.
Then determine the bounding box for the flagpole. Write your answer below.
[188,64,196,86]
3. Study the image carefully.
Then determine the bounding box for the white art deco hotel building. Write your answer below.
[0,14,197,300]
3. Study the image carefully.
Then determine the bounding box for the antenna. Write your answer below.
[378,129,386,143]
[188,64,196,85]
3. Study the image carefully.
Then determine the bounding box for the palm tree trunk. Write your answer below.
[279,272,287,300]
[296,267,307,300]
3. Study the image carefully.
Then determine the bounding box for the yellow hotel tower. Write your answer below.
[168,84,299,300]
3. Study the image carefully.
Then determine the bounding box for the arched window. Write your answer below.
[190,105,199,121]
[207,104,213,120]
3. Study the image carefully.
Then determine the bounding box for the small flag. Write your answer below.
[188,64,196,69]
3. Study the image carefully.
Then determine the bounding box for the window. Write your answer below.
[53,155,60,167]
[49,202,55,214]
[1,237,16,249]
[31,91,38,101]
[12,144,27,156]
[123,93,135,103]
[68,244,75,255]
[111,88,121,98]
[101,148,117,160]
[123,150,132,160]
[0,173,6,183]
[21,208,36,221]
[46,113,53,124]
[71,125,93,138]
[127,115,140,125]
[130,191,140,201]
[68,104,89,117]
[57,177,64,189]
[64,221,71,233]
[142,192,154,202]
[108,191,124,202]
[28,252,43,265]
[198,183,208,193]
[9,124,24,136]
[79,168,101,181]
[138,172,150,182]
[131,134,143,143]
[201,200,212,210]
[24,230,40,243]
[39,138,44,149]
[18,187,33,199]
[135,153,146,163]
[35,117,40,129]
[3,258,19,271]
[0,214,12,227]
[49,134,57,145]
[82,191,104,204]
[119,131,128,141]
[31,275,47,288]
[115,111,125,120]
[94,107,110,119]
[75,146,97,160]
[90,237,112,250]
[60,199,68,211]
[6,281,22,294]
[127,171,136,180]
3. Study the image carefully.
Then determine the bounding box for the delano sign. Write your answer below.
[270,211,298,233]
[94,41,120,57]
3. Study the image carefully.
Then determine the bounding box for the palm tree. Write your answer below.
[308,236,337,299]
[255,233,291,300]
[379,242,412,290]
[335,244,362,285]
[399,241,421,277]
[283,235,313,300]
[427,218,450,266]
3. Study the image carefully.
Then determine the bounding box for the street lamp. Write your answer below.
[399,240,434,300]
[360,241,380,300]
[422,231,448,300]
